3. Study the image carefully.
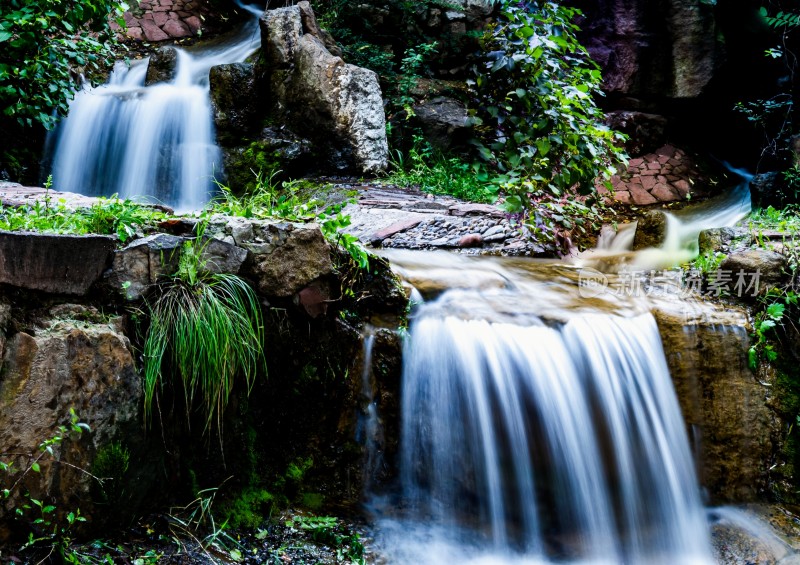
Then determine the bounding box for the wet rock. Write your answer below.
[632,210,667,250]
[261,2,389,174]
[458,233,483,247]
[698,227,752,255]
[0,231,115,296]
[720,250,789,287]
[411,97,470,152]
[652,301,776,502]
[209,63,259,143]
[107,233,183,301]
[145,46,178,85]
[0,314,141,536]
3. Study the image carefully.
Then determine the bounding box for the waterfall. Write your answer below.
[373,252,714,564]
[47,2,263,212]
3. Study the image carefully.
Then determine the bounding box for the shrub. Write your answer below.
[468,1,626,211]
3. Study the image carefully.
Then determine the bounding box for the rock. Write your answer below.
[221,127,313,190]
[605,111,668,156]
[449,203,504,218]
[0,231,115,296]
[261,3,389,174]
[652,300,776,502]
[410,97,470,152]
[750,171,796,210]
[458,233,483,247]
[145,46,178,85]
[162,18,191,38]
[632,210,667,250]
[209,63,259,143]
[369,218,423,246]
[579,0,721,99]
[0,314,141,534]
[241,221,334,297]
[199,237,248,275]
[698,227,751,255]
[107,233,183,301]
[720,250,789,287]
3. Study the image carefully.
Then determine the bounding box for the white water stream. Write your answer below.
[47,2,264,211]
[369,173,766,564]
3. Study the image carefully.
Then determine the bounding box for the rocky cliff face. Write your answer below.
[577,0,722,100]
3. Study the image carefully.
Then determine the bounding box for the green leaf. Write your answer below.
[748,346,758,371]
[31,462,41,473]
[766,302,785,320]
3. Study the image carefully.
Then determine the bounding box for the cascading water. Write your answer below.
[589,165,753,270]
[47,2,264,211]
[371,253,714,564]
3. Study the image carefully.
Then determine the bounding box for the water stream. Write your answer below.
[47,2,264,211]
[369,174,761,563]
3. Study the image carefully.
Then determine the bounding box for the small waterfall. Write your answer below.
[357,330,385,489]
[373,253,714,564]
[47,2,263,211]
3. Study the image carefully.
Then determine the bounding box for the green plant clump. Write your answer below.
[0,180,165,242]
[143,233,266,432]
[468,1,626,211]
[387,135,493,203]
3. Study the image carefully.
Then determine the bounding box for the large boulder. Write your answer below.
[209,63,260,144]
[410,97,470,152]
[107,233,183,301]
[0,310,142,538]
[605,110,668,156]
[260,2,389,174]
[0,231,115,296]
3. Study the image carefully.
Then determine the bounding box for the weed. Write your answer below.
[143,231,266,433]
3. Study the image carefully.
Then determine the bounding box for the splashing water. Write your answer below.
[48,2,264,211]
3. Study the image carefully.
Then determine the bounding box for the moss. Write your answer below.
[223,141,284,194]
[91,442,130,504]
[221,486,275,529]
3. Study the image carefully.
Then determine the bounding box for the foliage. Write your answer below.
[166,486,245,562]
[0,410,92,563]
[91,442,130,507]
[143,233,266,432]
[0,0,128,131]
[386,135,493,202]
[749,290,796,370]
[390,42,439,119]
[211,171,371,270]
[690,251,727,275]
[467,0,626,214]
[0,180,165,243]
[285,515,366,564]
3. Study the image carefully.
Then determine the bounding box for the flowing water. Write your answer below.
[372,253,713,564]
[368,173,763,564]
[47,2,264,211]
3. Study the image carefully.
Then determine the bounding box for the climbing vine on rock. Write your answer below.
[468,1,626,212]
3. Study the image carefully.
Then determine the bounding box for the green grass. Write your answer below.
[385,138,494,203]
[748,205,800,232]
[143,238,266,432]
